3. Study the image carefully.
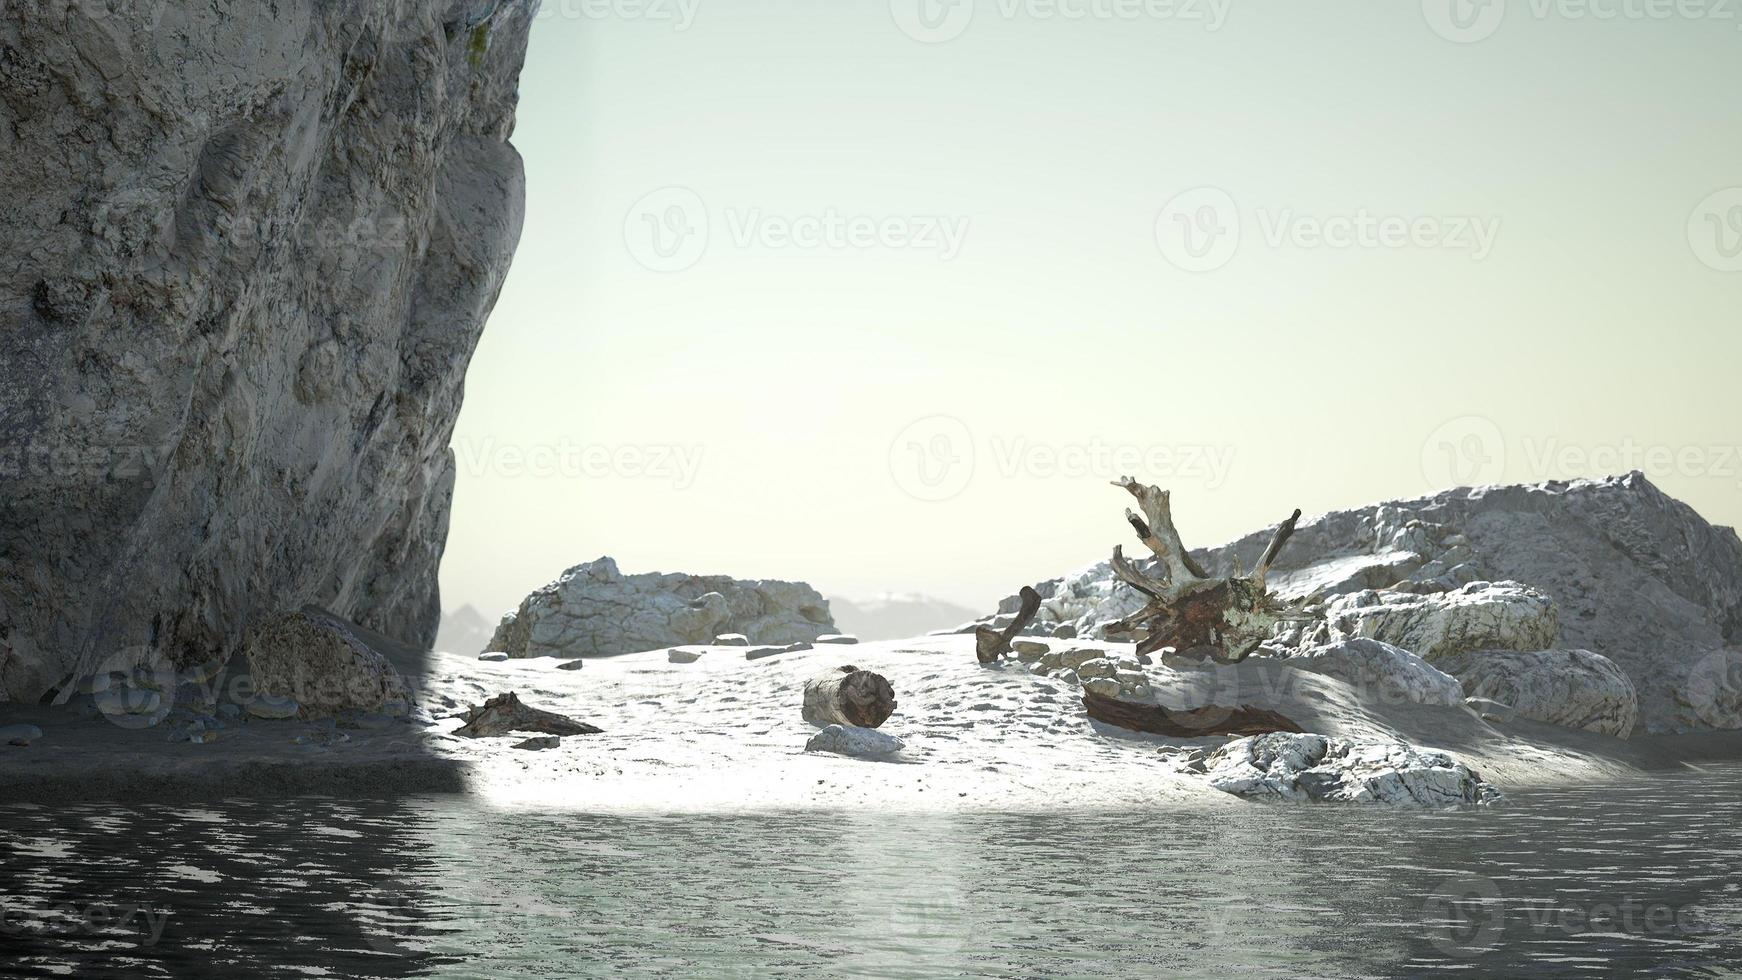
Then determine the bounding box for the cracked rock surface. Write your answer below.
[486,557,837,659]
[0,0,535,702]
[1438,648,1640,738]
[1195,732,1501,807]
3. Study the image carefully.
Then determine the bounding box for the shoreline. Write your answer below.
[6,636,1742,807]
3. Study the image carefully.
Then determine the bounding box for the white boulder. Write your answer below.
[1202,733,1500,807]
[1438,649,1639,737]
[1284,639,1466,708]
[804,724,905,758]
[1310,581,1559,663]
[486,558,834,659]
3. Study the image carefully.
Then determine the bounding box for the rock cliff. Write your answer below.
[0,0,537,702]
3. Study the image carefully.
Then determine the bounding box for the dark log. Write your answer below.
[453,692,603,738]
[1082,689,1304,738]
[802,665,897,729]
[976,585,1041,664]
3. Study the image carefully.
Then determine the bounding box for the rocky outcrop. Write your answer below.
[1190,733,1500,807]
[1302,582,1560,663]
[487,557,836,658]
[242,607,411,719]
[1282,639,1466,708]
[1438,648,1639,737]
[0,1,536,703]
[987,475,1742,733]
[435,605,496,657]
[827,593,979,641]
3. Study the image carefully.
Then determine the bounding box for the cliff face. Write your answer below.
[0,1,537,701]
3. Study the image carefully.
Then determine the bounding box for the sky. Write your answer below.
[439,0,1742,621]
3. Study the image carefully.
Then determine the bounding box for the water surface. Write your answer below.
[4,767,1741,978]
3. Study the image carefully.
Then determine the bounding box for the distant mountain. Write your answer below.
[434,604,496,656]
[826,593,979,642]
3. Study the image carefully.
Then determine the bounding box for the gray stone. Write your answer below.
[1439,649,1640,737]
[804,724,905,758]
[666,649,704,664]
[481,558,835,659]
[1284,638,1466,708]
[478,652,510,663]
[1202,733,1500,807]
[745,642,811,661]
[1307,582,1559,663]
[513,736,561,751]
[246,695,301,720]
[1012,640,1050,662]
[1082,677,1122,697]
[815,634,859,645]
[1,724,43,747]
[557,659,587,671]
[0,0,537,705]
[242,608,409,718]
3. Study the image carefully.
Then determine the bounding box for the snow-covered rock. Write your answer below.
[1308,582,1560,663]
[985,475,1742,732]
[1200,733,1500,807]
[486,557,835,659]
[1283,639,1466,708]
[1438,649,1640,737]
[804,724,905,758]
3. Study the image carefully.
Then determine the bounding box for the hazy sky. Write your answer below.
[440,0,1742,620]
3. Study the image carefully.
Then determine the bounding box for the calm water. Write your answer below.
[3,768,1742,979]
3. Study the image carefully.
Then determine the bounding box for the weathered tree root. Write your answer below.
[453,692,603,738]
[1102,477,1309,663]
[976,586,1041,664]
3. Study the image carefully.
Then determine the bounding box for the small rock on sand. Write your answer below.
[746,642,811,661]
[478,652,510,663]
[714,633,750,646]
[805,724,904,758]
[246,695,301,720]
[1012,640,1049,661]
[514,736,561,751]
[667,649,704,664]
[557,659,586,671]
[1,724,44,746]
[815,634,859,645]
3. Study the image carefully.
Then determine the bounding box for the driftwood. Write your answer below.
[1102,477,1309,663]
[453,692,603,738]
[976,586,1041,664]
[802,666,897,729]
[1082,690,1304,737]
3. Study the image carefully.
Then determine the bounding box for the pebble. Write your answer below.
[0,724,44,747]
[557,659,587,671]
[815,635,859,645]
[514,735,561,751]
[667,649,704,664]
[478,652,510,663]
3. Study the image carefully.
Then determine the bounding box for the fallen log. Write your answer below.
[453,692,603,738]
[802,665,897,729]
[976,585,1041,664]
[1082,689,1304,738]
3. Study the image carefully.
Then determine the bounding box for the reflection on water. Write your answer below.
[3,767,1741,979]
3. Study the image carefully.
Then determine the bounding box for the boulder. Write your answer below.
[1200,733,1500,807]
[666,649,704,664]
[0,0,538,705]
[1283,639,1466,708]
[804,724,904,758]
[1438,649,1639,737]
[242,607,410,719]
[1307,582,1559,663]
[981,474,1742,733]
[244,695,301,720]
[484,558,835,659]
